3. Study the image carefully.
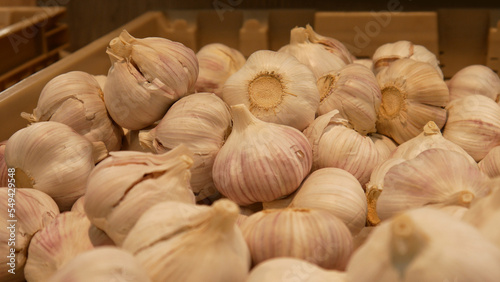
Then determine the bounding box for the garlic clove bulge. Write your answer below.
[478,146,500,178]
[447,65,500,102]
[304,24,354,64]
[70,196,85,214]
[212,104,312,205]
[222,50,319,131]
[353,58,374,71]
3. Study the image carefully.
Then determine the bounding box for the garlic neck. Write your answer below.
[380,85,407,119]
[230,104,258,131]
[108,37,131,59]
[209,199,240,233]
[290,27,309,44]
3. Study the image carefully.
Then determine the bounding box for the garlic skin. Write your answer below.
[353,58,374,70]
[437,205,468,219]
[104,30,199,130]
[24,212,94,282]
[4,122,107,211]
[447,65,500,102]
[479,146,500,178]
[317,63,381,135]
[71,196,85,214]
[84,144,195,246]
[0,141,7,187]
[289,168,367,235]
[247,257,347,282]
[240,208,353,270]
[443,95,500,161]
[279,26,349,78]
[371,133,398,160]
[372,40,443,78]
[194,43,246,97]
[376,59,449,144]
[0,189,59,282]
[212,104,312,205]
[93,75,107,90]
[50,247,150,282]
[21,71,123,152]
[222,50,319,131]
[375,149,491,221]
[139,93,231,200]
[123,199,250,282]
[346,208,500,282]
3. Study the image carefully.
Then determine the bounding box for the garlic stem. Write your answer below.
[290,27,308,44]
[210,199,240,233]
[423,121,440,136]
[230,104,257,131]
[426,190,475,208]
[366,186,382,226]
[108,37,130,59]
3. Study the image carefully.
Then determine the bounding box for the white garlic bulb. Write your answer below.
[447,65,500,102]
[104,30,199,130]
[371,133,398,160]
[278,26,349,78]
[347,207,500,281]
[443,95,500,161]
[50,247,150,282]
[478,146,500,178]
[222,50,319,131]
[21,71,123,152]
[4,122,107,211]
[139,93,231,200]
[289,168,367,235]
[374,149,491,221]
[372,40,443,77]
[194,43,246,97]
[122,199,250,282]
[376,58,449,144]
[0,189,59,282]
[247,257,347,282]
[84,144,195,246]
[24,212,94,282]
[317,63,381,135]
[240,208,353,270]
[212,104,312,205]
[304,111,392,186]
[0,141,7,187]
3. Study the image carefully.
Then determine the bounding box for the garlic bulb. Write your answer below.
[0,189,59,282]
[346,207,500,281]
[93,74,107,90]
[104,30,198,130]
[84,144,195,246]
[371,133,398,160]
[212,104,312,205]
[247,257,347,282]
[372,40,443,78]
[391,120,475,163]
[447,65,500,102]
[0,141,7,187]
[194,43,246,97]
[139,93,231,200]
[4,122,107,211]
[71,196,85,214]
[376,58,449,144]
[24,212,94,282]
[278,26,349,78]
[478,146,500,178]
[88,225,115,247]
[304,111,392,186]
[240,208,353,270]
[289,168,367,235]
[443,95,500,161]
[373,149,491,221]
[50,247,150,282]
[21,71,123,151]
[122,199,250,282]
[317,63,381,135]
[222,50,319,131]
[437,205,468,219]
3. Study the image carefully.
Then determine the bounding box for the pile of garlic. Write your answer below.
[2,23,500,282]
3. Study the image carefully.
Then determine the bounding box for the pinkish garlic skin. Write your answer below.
[0,141,7,187]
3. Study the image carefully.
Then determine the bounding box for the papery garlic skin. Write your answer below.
[376,59,449,144]
[240,208,353,270]
[347,208,500,282]
[123,199,250,282]
[372,40,443,78]
[50,247,150,282]
[5,122,105,211]
[317,64,381,135]
[247,257,347,282]
[71,196,85,214]
[479,146,500,178]
[0,141,7,187]
[447,65,500,102]
[93,75,107,90]
[104,30,198,130]
[290,168,367,235]
[437,205,468,219]
[353,58,374,70]
[0,189,59,282]
[24,212,94,282]
[371,133,397,160]
[195,43,246,97]
[139,93,231,200]
[213,104,312,205]
[21,71,123,152]
[305,24,354,64]
[443,95,500,161]
[222,50,319,131]
[84,145,195,246]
